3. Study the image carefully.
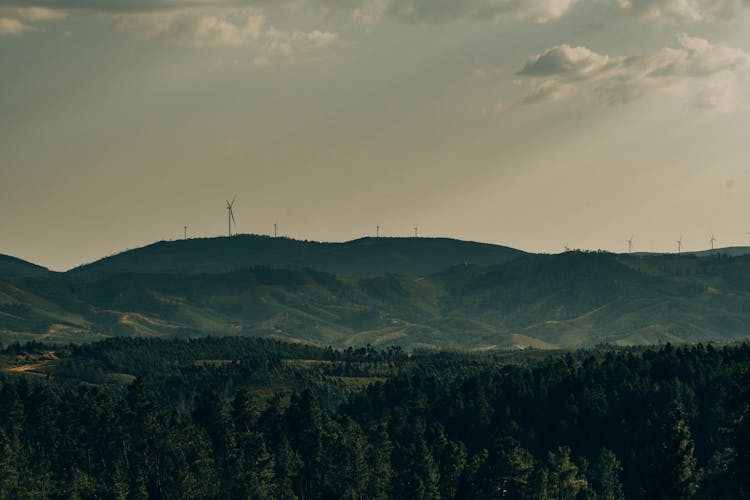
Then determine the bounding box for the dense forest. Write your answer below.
[1,338,749,499]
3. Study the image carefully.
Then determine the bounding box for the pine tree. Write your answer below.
[590,448,624,500]
[649,403,701,499]
[366,423,392,499]
[545,446,588,500]
[731,389,750,498]
[0,430,19,499]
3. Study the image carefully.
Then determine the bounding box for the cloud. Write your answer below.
[518,44,612,77]
[114,6,337,63]
[513,33,750,110]
[0,16,31,34]
[0,6,65,36]
[254,27,338,64]
[14,7,67,20]
[0,1,231,14]
[114,7,265,46]
[0,0,578,23]
[0,0,339,62]
[322,0,578,24]
[613,0,750,23]
[6,0,750,26]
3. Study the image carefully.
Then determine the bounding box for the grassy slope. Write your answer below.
[2,251,750,349]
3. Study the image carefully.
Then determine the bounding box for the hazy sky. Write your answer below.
[2,0,750,270]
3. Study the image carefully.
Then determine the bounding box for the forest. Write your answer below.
[0,337,749,499]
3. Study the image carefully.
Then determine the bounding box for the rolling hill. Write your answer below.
[67,235,524,280]
[2,243,750,349]
[0,254,53,278]
[632,246,750,258]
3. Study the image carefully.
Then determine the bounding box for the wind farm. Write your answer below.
[184,198,746,257]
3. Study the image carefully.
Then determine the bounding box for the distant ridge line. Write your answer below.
[65,233,526,280]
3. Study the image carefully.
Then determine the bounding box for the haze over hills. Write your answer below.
[1,236,750,350]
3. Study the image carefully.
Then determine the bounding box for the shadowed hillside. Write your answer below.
[632,246,750,258]
[67,235,524,280]
[0,254,53,278]
[3,249,750,349]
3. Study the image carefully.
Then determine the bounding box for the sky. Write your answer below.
[1,0,750,271]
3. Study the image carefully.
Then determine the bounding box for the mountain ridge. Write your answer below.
[66,235,525,280]
[0,254,54,278]
[2,249,750,350]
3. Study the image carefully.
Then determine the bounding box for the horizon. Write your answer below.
[2,0,750,271]
[5,231,750,272]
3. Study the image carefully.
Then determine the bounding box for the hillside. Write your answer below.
[689,246,750,257]
[67,235,524,280]
[0,254,53,277]
[3,250,750,349]
[632,246,750,258]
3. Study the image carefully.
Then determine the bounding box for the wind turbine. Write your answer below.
[376,225,380,238]
[626,235,633,254]
[414,227,418,238]
[274,222,277,238]
[676,236,682,254]
[710,233,717,250]
[226,197,236,236]
[184,226,188,240]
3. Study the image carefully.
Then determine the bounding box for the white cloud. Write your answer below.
[5,0,750,27]
[0,0,579,24]
[518,44,612,77]
[331,0,577,24]
[254,27,338,65]
[15,7,66,21]
[114,6,337,64]
[513,33,750,111]
[0,6,65,36]
[0,16,32,35]
[613,0,750,23]
[115,7,265,47]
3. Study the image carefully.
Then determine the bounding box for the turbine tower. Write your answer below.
[226,197,236,237]
[274,222,277,238]
[376,225,380,238]
[414,226,418,238]
[710,233,717,250]
[676,236,682,254]
[184,226,188,240]
[626,235,633,254]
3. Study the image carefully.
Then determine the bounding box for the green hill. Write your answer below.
[3,249,750,349]
[632,245,750,258]
[688,246,750,258]
[67,235,524,280]
[0,254,53,278]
